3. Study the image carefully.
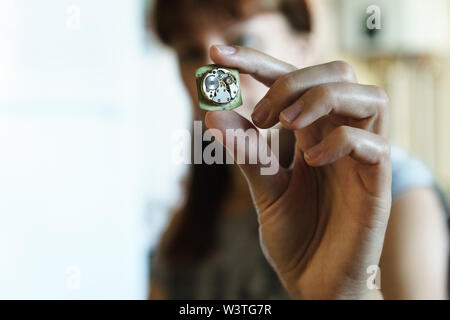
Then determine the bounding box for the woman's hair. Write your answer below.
[149,0,312,46]
[148,0,312,265]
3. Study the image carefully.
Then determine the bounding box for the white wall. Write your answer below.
[0,0,187,299]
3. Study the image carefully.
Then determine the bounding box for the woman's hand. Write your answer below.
[205,45,391,299]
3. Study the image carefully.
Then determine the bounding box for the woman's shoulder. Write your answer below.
[390,144,435,200]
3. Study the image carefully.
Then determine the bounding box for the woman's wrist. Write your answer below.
[360,289,384,300]
[286,281,384,300]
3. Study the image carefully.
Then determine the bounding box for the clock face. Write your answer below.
[201,68,240,105]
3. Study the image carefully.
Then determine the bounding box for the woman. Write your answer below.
[148,0,448,299]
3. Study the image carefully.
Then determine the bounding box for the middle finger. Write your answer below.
[252,60,357,128]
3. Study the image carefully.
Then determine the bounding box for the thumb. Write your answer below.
[205,110,288,208]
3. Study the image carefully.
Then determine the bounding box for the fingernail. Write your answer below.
[280,102,303,123]
[304,144,322,161]
[252,99,270,125]
[214,45,236,55]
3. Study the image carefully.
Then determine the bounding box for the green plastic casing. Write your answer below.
[195,64,243,111]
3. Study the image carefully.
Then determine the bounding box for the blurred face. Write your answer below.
[171,12,315,121]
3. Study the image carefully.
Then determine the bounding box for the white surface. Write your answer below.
[0,0,187,299]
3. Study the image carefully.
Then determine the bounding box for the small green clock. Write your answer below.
[195,64,243,111]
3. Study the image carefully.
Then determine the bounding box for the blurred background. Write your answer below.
[0,0,448,299]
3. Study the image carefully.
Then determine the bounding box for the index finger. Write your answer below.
[210,45,296,87]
